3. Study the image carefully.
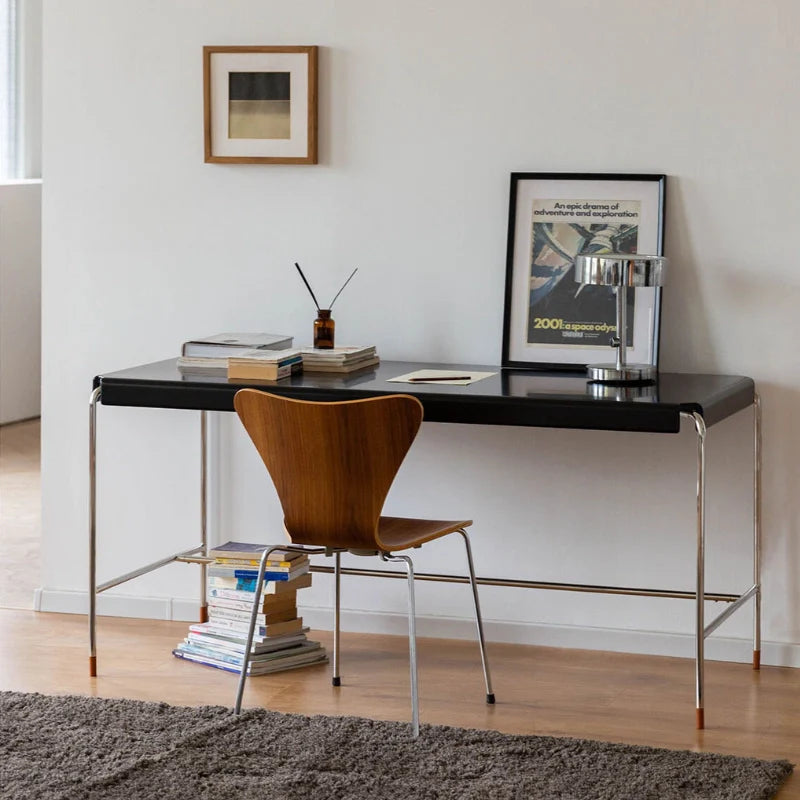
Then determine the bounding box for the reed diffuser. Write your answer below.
[294,262,358,349]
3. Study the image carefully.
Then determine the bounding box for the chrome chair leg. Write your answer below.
[753,393,762,670]
[88,386,101,678]
[332,551,342,686]
[687,410,707,730]
[199,410,209,623]
[234,544,290,714]
[459,529,495,704]
[382,552,420,738]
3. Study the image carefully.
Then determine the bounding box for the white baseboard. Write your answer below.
[300,607,800,668]
[36,588,200,624]
[35,588,800,668]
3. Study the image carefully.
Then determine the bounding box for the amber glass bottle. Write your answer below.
[313,309,335,349]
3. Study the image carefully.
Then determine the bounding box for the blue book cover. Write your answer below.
[172,648,241,675]
[234,569,289,581]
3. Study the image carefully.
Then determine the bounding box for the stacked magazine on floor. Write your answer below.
[172,542,327,675]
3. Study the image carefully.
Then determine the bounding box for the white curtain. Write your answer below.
[0,0,18,179]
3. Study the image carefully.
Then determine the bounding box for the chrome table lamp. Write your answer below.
[574,253,667,384]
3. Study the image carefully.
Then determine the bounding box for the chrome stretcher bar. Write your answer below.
[89,359,760,729]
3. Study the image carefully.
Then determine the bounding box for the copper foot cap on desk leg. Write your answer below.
[696,708,704,730]
[200,605,209,623]
[753,650,761,670]
[89,656,97,677]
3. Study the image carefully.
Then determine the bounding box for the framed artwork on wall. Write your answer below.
[203,45,318,164]
[501,173,666,371]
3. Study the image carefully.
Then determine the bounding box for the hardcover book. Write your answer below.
[227,359,303,382]
[181,333,293,358]
[208,542,307,561]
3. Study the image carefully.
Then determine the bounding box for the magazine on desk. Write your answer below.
[181,332,293,357]
[299,345,379,373]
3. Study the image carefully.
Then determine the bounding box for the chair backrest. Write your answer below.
[234,390,424,550]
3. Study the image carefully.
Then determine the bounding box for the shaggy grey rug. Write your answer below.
[0,691,792,800]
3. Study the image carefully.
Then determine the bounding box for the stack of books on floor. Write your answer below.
[177,333,293,374]
[172,541,327,675]
[300,345,379,374]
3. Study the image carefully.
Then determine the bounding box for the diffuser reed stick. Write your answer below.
[329,268,358,309]
[294,262,359,349]
[294,262,321,311]
[293,263,358,309]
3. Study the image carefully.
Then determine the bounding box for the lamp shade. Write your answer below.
[574,254,667,288]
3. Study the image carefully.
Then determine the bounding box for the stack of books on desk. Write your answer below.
[227,348,303,382]
[172,542,327,676]
[300,345,379,374]
[177,333,293,374]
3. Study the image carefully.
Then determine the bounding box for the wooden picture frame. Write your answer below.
[203,46,318,164]
[501,173,666,371]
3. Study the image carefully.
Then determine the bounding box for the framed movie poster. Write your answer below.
[501,173,666,371]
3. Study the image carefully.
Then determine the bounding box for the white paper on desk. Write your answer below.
[387,369,495,386]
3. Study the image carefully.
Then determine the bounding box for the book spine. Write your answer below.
[207,573,311,595]
[181,640,319,665]
[209,605,297,625]
[186,634,248,654]
[214,558,295,567]
[235,569,289,580]
[177,643,245,666]
[208,547,294,559]
[227,360,302,380]
[186,631,308,653]
[208,609,270,626]
[202,617,302,637]
[186,631,291,653]
[207,567,290,580]
[207,587,297,606]
[229,354,302,368]
[188,623,270,642]
[172,649,247,675]
[208,578,261,592]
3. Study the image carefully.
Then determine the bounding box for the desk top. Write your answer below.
[94,359,754,434]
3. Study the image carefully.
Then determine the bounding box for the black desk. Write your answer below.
[89,359,761,728]
[95,358,754,432]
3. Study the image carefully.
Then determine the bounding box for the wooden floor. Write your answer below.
[0,416,797,795]
[0,608,796,796]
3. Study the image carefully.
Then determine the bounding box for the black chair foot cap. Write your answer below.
[486,693,496,705]
[332,676,341,687]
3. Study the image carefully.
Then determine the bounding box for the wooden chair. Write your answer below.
[231,389,494,736]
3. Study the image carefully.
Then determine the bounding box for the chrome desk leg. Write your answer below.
[459,529,495,704]
[753,393,762,670]
[199,411,209,623]
[234,544,288,714]
[686,411,707,729]
[383,552,419,738]
[88,386,101,677]
[332,551,342,686]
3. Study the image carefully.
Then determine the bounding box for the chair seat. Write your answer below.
[377,516,473,551]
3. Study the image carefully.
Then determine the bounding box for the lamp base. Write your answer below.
[587,382,658,400]
[587,363,657,384]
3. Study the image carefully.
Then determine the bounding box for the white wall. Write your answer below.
[40,0,800,666]
[0,180,41,423]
